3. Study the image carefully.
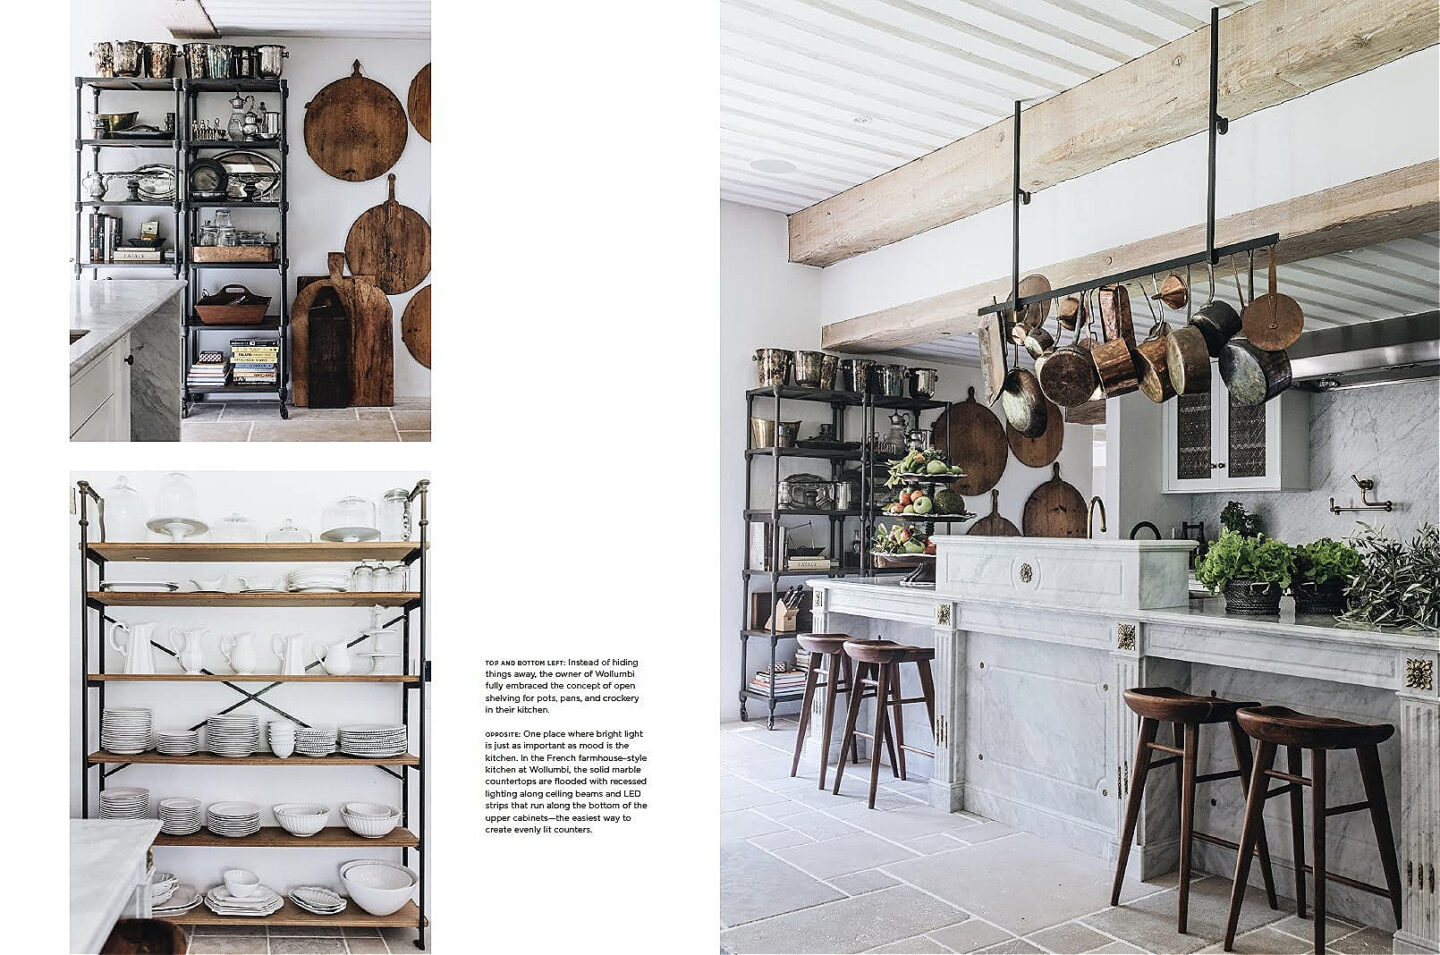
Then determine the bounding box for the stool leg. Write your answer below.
[1286,746,1307,919]
[1110,717,1159,906]
[842,655,860,764]
[866,662,891,809]
[790,660,821,778]
[832,662,868,796]
[1356,744,1403,928]
[889,665,906,781]
[816,653,841,791]
[1225,740,1276,951]
[1178,721,1199,934]
[1311,749,1326,955]
[916,659,936,736]
[1227,721,1279,910]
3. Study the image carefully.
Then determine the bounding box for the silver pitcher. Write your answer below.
[254,45,288,78]
[113,40,144,77]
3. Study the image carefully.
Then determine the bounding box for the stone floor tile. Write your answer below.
[1089,943,1146,954]
[391,397,430,410]
[775,831,920,880]
[192,925,267,937]
[867,935,950,953]
[342,939,390,955]
[722,840,846,927]
[927,920,1015,953]
[391,410,430,430]
[181,422,252,442]
[780,810,865,841]
[720,885,967,954]
[721,776,792,812]
[1080,877,1286,954]
[905,832,969,854]
[186,938,268,955]
[1330,926,1396,954]
[379,927,427,951]
[1025,921,1116,953]
[975,940,1044,954]
[749,828,814,850]
[831,868,901,896]
[341,928,381,938]
[269,925,343,936]
[1268,913,1361,945]
[398,430,430,442]
[755,799,814,821]
[216,402,287,421]
[946,820,1018,845]
[723,808,790,843]
[183,402,224,419]
[355,407,394,419]
[268,940,347,954]
[248,420,399,442]
[837,803,979,843]
[285,407,358,420]
[1193,926,1311,954]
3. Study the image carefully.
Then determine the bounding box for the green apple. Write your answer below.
[912,495,933,514]
[925,459,948,474]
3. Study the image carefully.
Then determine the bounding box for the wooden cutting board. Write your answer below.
[931,386,1007,496]
[1006,398,1064,468]
[307,299,352,409]
[328,253,394,406]
[402,285,431,368]
[304,60,407,182]
[289,275,335,407]
[1022,463,1087,539]
[408,63,430,142]
[345,174,431,295]
[967,489,1020,537]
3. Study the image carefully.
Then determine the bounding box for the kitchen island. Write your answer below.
[808,539,1439,952]
[70,280,184,441]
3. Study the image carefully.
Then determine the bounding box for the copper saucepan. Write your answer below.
[1092,285,1139,397]
[1133,277,1175,403]
[1166,264,1212,396]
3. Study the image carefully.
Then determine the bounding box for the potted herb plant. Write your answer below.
[1290,538,1361,615]
[1338,523,1440,632]
[1195,530,1294,615]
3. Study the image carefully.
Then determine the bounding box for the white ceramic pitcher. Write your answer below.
[108,621,159,674]
[272,633,313,675]
[167,627,209,675]
[313,638,355,676]
[220,631,260,675]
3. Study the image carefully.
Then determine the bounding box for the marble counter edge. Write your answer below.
[70,281,186,379]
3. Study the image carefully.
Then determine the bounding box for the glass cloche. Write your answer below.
[102,475,146,541]
[146,472,208,541]
[213,512,261,542]
[266,518,312,543]
[321,496,379,542]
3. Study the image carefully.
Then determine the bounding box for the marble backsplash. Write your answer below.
[1189,379,1439,544]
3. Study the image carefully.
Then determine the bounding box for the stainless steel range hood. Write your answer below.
[1289,312,1439,392]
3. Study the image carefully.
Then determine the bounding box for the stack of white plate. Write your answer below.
[152,884,202,917]
[286,571,351,593]
[203,884,283,917]
[149,870,179,907]
[289,885,347,916]
[339,724,408,758]
[158,797,203,835]
[99,787,149,819]
[295,726,337,757]
[101,708,153,754]
[205,801,261,838]
[268,721,296,758]
[156,728,200,756]
[206,714,260,757]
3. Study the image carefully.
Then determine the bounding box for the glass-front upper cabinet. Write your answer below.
[1161,361,1310,492]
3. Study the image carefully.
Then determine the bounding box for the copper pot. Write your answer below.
[1092,285,1139,398]
[1220,339,1292,405]
[1038,317,1099,407]
[999,339,1047,438]
[1133,279,1174,403]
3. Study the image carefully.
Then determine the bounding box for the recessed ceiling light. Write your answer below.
[853,115,872,124]
[750,158,797,174]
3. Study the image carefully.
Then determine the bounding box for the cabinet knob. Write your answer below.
[123,354,135,365]
[1210,462,1225,470]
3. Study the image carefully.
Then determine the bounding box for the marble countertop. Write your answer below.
[71,280,185,379]
[70,818,161,954]
[809,577,1440,653]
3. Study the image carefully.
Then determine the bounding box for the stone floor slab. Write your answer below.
[927,920,1015,954]
[723,808,790,843]
[720,885,966,954]
[750,828,814,850]
[866,936,950,953]
[722,840,845,927]
[831,868,901,896]
[1330,926,1396,954]
[248,420,399,442]
[775,831,920,880]
[1080,877,1287,954]
[181,421,252,442]
[1025,921,1117,953]
[975,940,1044,954]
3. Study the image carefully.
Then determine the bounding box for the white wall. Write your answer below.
[71,2,432,397]
[70,470,429,892]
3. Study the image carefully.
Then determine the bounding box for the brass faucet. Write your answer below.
[1088,496,1107,539]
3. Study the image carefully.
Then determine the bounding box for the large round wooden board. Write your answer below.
[1022,462,1087,538]
[407,63,430,142]
[305,60,407,182]
[289,276,337,407]
[402,285,431,369]
[1006,398,1064,468]
[344,173,432,294]
[931,386,1007,496]
[968,489,1020,537]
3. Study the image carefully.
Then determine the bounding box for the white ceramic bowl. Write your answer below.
[341,801,395,819]
[270,739,296,758]
[340,860,416,916]
[273,802,329,837]
[341,805,400,839]
[223,868,261,898]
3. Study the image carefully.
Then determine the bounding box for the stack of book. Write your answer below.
[749,667,808,696]
[186,351,229,388]
[786,554,832,572]
[112,245,164,264]
[87,212,119,264]
[230,338,279,386]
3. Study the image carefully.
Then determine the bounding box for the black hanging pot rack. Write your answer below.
[977,8,1279,322]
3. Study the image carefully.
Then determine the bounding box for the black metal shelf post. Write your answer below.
[75,478,430,950]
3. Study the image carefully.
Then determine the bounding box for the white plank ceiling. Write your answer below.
[198,0,430,38]
[719,0,1263,213]
[891,233,1440,365]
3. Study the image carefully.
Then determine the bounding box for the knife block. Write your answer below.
[764,603,799,633]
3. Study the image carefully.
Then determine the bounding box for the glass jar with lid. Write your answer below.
[213,512,260,542]
[265,518,311,543]
[351,560,376,592]
[102,474,147,541]
[213,209,237,246]
[198,219,217,247]
[322,497,379,542]
[377,489,411,542]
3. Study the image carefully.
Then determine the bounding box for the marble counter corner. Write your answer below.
[70,280,185,379]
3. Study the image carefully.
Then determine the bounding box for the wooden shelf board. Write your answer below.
[161,899,420,929]
[155,826,417,848]
[89,591,417,608]
[89,541,425,562]
[89,750,417,766]
[88,673,415,683]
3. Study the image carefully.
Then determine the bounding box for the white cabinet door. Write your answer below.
[1162,364,1310,493]
[69,334,131,442]
[1162,366,1224,491]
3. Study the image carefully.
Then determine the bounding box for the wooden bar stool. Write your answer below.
[832,639,936,809]
[1111,687,1279,934]
[789,634,868,789]
[1225,705,1402,955]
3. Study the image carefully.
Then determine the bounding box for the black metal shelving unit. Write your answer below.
[74,479,431,949]
[739,384,949,728]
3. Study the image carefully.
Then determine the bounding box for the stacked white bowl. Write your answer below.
[158,797,203,835]
[295,726,337,757]
[272,802,329,837]
[99,787,149,819]
[156,728,199,756]
[340,802,401,839]
[289,885,347,915]
[340,859,417,916]
[149,870,179,907]
[268,721,296,758]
